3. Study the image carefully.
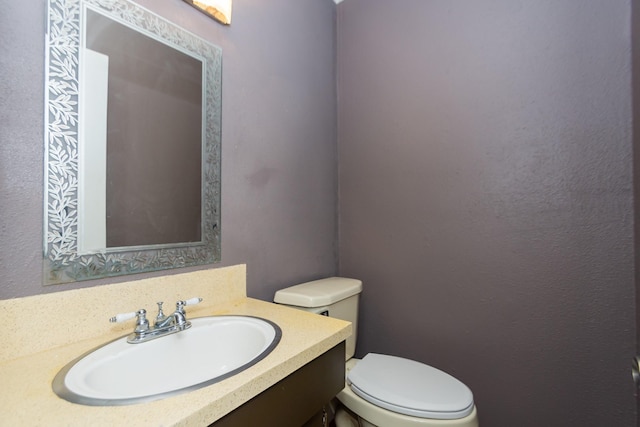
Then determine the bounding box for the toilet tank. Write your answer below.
[274,277,362,360]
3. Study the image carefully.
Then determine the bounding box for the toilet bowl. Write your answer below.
[274,277,479,427]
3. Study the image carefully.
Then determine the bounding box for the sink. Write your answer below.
[52,315,281,406]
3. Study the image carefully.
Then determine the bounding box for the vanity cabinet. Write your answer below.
[211,341,345,427]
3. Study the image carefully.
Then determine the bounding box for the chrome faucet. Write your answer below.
[154,301,188,329]
[109,297,203,344]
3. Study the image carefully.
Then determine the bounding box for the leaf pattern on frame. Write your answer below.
[44,0,221,284]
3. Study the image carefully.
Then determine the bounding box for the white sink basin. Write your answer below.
[53,315,281,405]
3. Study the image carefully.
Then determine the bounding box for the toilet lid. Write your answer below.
[347,353,474,420]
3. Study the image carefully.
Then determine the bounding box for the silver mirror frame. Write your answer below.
[44,0,221,285]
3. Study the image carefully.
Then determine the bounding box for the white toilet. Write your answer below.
[274,277,479,427]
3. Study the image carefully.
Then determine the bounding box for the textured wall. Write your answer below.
[631,8,640,427]
[633,6,640,413]
[337,1,635,426]
[0,0,338,300]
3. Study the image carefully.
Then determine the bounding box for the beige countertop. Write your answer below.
[0,266,351,426]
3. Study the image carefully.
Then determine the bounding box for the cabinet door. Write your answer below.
[212,341,345,427]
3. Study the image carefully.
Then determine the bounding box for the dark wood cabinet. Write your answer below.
[212,341,345,427]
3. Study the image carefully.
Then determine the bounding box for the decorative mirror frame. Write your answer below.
[44,0,222,285]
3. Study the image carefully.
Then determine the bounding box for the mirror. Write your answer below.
[44,0,221,285]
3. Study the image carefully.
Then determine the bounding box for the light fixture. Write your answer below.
[183,0,232,25]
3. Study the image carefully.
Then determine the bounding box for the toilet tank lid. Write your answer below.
[274,277,363,307]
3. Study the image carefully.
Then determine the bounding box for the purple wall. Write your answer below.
[1,0,637,425]
[337,1,635,426]
[0,0,337,301]
[634,2,640,421]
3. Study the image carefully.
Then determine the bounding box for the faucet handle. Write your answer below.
[109,311,137,323]
[184,297,203,306]
[109,309,150,333]
[175,297,202,316]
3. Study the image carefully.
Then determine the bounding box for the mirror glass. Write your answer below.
[44,0,221,285]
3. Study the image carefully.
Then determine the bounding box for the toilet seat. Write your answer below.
[347,353,474,420]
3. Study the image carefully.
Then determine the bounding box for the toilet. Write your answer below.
[274,277,479,427]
